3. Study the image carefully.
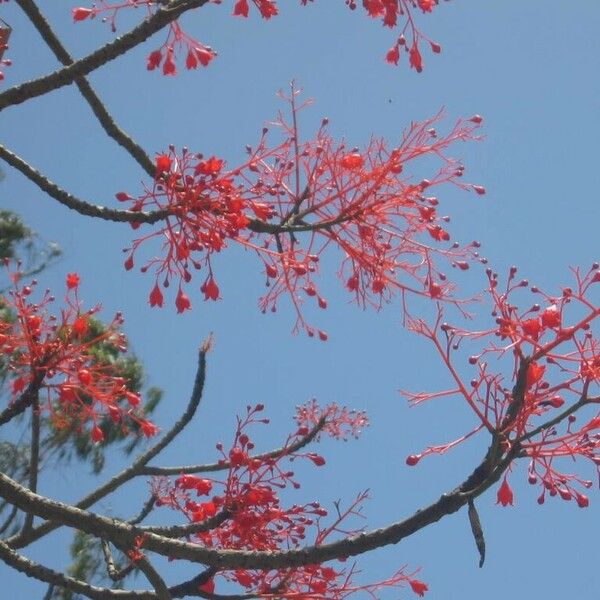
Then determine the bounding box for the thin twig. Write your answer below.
[128,495,158,526]
[141,417,326,476]
[139,509,230,538]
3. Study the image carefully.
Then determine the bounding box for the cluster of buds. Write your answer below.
[403,264,600,508]
[150,402,428,598]
[71,1,215,75]
[117,90,485,337]
[0,265,157,442]
[70,0,447,76]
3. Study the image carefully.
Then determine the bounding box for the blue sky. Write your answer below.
[1,1,600,598]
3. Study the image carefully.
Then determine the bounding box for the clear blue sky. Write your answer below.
[1,1,600,598]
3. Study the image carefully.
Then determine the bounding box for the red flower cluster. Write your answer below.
[0,265,157,442]
[402,264,600,509]
[150,403,428,599]
[118,89,484,336]
[70,0,447,75]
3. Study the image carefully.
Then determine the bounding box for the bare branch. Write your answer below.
[14,0,155,178]
[141,417,326,476]
[0,504,19,536]
[128,495,158,526]
[21,395,40,534]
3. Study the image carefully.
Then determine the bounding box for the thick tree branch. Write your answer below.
[0,144,168,224]
[141,417,326,476]
[0,0,211,112]
[14,0,155,177]
[0,439,519,571]
[0,536,211,599]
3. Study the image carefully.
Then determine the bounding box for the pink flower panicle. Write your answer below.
[295,398,369,440]
[118,89,484,336]
[71,0,447,74]
[402,263,600,508]
[150,403,427,599]
[0,263,157,442]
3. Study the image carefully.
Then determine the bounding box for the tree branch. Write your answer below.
[139,509,230,538]
[14,0,155,178]
[0,371,45,427]
[0,144,346,236]
[0,438,519,571]
[128,495,158,526]
[141,417,326,476]
[8,341,209,549]
[0,144,168,224]
[21,395,40,534]
[0,0,211,112]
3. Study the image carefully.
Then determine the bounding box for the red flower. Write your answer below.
[203,277,220,301]
[427,225,450,242]
[386,45,400,66]
[522,317,542,340]
[541,305,561,328]
[233,0,249,17]
[526,361,545,388]
[149,283,164,308]
[162,48,176,76]
[147,50,162,71]
[417,0,434,12]
[175,288,192,313]
[258,0,278,19]
[91,425,105,444]
[66,272,80,289]
[195,46,215,67]
[140,420,159,437]
[409,43,423,73]
[155,154,172,175]
[195,156,224,176]
[72,7,93,21]
[409,579,429,597]
[496,477,514,507]
[428,282,442,298]
[72,316,88,337]
[340,152,364,170]
[185,49,198,70]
